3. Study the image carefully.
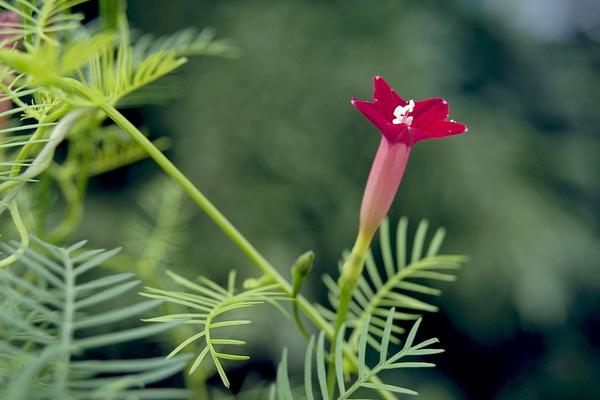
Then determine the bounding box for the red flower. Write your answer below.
[351,76,467,240]
[352,76,467,145]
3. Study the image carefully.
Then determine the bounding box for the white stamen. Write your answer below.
[392,99,415,125]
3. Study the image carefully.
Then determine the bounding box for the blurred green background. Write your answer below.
[76,0,600,398]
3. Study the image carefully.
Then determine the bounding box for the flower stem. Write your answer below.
[99,0,127,33]
[327,231,372,396]
[0,201,29,268]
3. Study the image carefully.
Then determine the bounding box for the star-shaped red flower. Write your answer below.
[350,76,468,241]
[351,76,467,144]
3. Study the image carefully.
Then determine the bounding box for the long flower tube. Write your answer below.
[329,76,468,392]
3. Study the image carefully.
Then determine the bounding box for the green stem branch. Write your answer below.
[327,232,371,396]
[0,201,29,268]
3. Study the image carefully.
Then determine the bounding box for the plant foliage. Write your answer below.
[320,217,466,353]
[141,270,289,389]
[123,177,191,280]
[0,0,89,47]
[0,237,190,399]
[273,309,443,400]
[132,26,239,61]
[0,0,235,263]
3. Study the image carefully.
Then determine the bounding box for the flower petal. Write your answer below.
[351,98,391,135]
[411,98,448,130]
[411,120,468,143]
[373,76,405,118]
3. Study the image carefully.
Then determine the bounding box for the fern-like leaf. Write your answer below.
[0,237,189,399]
[321,217,467,353]
[86,129,171,178]
[132,26,239,62]
[123,177,191,279]
[0,0,88,47]
[274,308,442,399]
[118,27,239,106]
[0,67,60,187]
[141,270,289,388]
[85,40,186,105]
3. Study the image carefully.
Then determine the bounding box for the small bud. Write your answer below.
[291,251,315,298]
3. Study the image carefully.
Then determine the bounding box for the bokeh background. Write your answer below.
[75,0,600,399]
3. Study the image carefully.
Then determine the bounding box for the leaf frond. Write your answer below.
[323,217,467,353]
[132,26,240,61]
[273,308,442,399]
[122,177,191,279]
[0,238,189,399]
[141,270,288,388]
[85,40,186,105]
[0,0,88,47]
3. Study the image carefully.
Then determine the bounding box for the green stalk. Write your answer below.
[99,0,128,34]
[101,102,279,277]
[53,249,76,398]
[0,202,29,268]
[327,232,372,396]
